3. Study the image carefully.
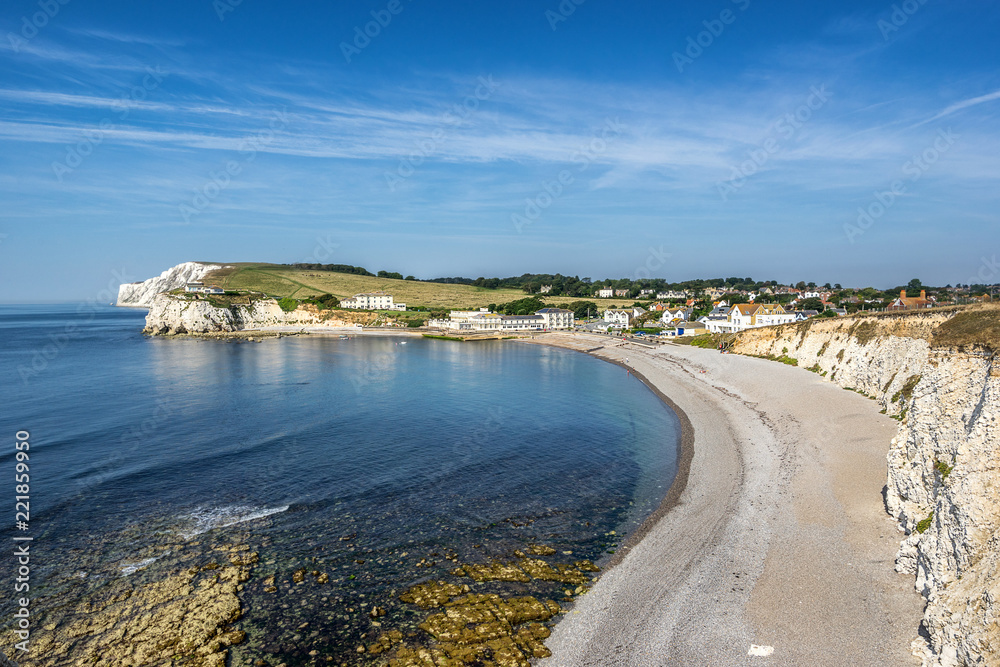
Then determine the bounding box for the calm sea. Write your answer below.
[0,304,679,664]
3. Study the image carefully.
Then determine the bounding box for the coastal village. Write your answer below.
[323,285,973,336]
[177,272,990,338]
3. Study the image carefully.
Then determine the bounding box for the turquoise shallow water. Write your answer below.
[0,304,680,664]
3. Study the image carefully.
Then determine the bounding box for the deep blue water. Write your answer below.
[0,304,679,664]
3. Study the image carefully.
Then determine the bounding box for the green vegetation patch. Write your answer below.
[757,354,798,366]
[934,460,954,480]
[916,511,934,534]
[892,374,921,403]
[422,334,464,342]
[796,319,813,345]
[277,297,299,312]
[931,308,1000,351]
[673,333,718,349]
[301,293,341,310]
[850,319,879,345]
[818,341,829,356]
[883,371,899,394]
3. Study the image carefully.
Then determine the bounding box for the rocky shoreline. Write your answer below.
[1,542,258,666]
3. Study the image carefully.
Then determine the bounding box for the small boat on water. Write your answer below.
[339,335,350,340]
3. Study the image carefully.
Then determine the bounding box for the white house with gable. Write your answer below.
[340,292,406,311]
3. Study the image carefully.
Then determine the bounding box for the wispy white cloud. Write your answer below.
[63,27,188,47]
[913,90,1000,127]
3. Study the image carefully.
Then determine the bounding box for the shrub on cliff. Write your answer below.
[277,297,298,312]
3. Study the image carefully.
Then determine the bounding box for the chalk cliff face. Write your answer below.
[143,293,380,335]
[733,309,999,666]
[117,262,226,307]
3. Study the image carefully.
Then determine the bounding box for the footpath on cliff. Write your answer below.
[527,333,923,667]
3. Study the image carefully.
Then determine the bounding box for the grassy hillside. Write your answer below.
[202,264,642,310]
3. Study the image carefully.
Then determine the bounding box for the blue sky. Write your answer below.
[1,0,998,301]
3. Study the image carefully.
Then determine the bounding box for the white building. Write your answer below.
[596,288,615,298]
[340,292,406,311]
[535,308,575,329]
[707,303,796,333]
[660,307,692,326]
[498,315,546,331]
[185,282,224,294]
[603,309,632,327]
[429,308,573,332]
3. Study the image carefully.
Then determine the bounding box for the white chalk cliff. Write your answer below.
[142,293,380,335]
[117,262,226,307]
[734,309,999,666]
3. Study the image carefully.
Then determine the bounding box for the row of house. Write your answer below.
[594,288,631,298]
[429,307,575,332]
[592,288,694,300]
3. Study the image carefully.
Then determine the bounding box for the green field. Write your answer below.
[203,264,643,311]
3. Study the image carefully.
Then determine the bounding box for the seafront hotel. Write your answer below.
[429,307,575,332]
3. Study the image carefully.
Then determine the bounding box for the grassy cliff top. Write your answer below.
[931,305,1000,350]
[201,263,641,310]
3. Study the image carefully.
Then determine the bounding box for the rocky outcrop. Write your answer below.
[2,546,257,666]
[143,293,380,335]
[117,262,226,307]
[733,307,1000,666]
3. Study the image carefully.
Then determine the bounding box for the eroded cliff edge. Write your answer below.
[143,292,382,335]
[732,306,999,666]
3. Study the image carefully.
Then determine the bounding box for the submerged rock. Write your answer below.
[452,556,595,585]
[3,547,256,666]
[399,580,471,608]
[388,594,561,667]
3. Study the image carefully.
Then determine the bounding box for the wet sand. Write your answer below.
[526,333,923,667]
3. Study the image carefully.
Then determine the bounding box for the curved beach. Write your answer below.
[528,333,923,666]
